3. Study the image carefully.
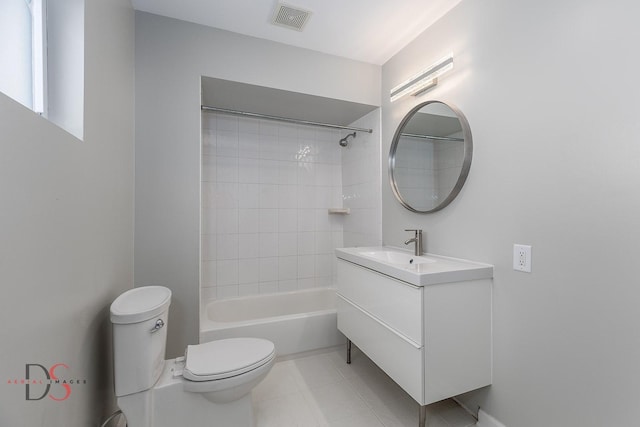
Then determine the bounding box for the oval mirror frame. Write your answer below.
[389,100,472,213]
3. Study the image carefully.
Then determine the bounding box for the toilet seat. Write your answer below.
[183,338,276,382]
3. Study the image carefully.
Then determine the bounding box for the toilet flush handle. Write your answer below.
[150,319,165,333]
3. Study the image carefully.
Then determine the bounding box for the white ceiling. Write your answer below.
[131,0,463,65]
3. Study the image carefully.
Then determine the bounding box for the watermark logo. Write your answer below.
[7,363,87,401]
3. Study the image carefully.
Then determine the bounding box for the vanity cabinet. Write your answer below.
[336,257,492,406]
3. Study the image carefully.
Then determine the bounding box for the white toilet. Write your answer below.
[110,286,275,427]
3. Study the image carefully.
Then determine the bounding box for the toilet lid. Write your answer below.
[183,338,275,382]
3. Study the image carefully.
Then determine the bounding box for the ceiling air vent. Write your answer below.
[271,3,312,31]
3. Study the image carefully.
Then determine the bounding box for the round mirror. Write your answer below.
[389,100,472,213]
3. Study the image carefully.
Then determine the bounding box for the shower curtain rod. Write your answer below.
[401,132,464,142]
[201,105,373,134]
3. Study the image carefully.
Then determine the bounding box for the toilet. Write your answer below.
[110,286,275,427]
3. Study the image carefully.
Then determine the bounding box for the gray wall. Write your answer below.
[135,12,381,357]
[0,1,134,426]
[381,0,640,426]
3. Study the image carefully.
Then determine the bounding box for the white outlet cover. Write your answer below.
[513,244,532,273]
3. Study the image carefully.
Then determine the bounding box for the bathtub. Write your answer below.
[200,288,345,356]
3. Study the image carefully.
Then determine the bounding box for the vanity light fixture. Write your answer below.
[389,53,454,102]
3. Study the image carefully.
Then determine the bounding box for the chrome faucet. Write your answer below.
[404,229,423,256]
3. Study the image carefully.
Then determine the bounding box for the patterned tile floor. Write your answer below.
[252,346,477,427]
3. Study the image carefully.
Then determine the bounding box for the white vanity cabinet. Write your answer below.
[335,248,492,407]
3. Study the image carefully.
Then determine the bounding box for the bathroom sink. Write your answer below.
[359,250,436,266]
[335,246,493,286]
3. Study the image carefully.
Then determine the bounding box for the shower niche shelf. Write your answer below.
[328,208,350,215]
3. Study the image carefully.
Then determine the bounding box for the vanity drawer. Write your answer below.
[337,259,423,344]
[337,296,424,403]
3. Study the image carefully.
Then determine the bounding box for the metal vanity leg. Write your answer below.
[419,405,427,427]
[346,339,352,364]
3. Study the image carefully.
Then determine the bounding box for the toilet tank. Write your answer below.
[110,286,172,397]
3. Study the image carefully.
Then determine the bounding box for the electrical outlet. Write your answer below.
[513,244,532,273]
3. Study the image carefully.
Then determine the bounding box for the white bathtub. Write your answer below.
[200,288,345,356]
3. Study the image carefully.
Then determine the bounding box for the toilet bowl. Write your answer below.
[110,286,275,427]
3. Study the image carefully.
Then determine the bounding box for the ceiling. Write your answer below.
[131,0,463,65]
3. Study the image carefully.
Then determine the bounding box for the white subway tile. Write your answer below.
[201,129,216,156]
[259,184,279,209]
[314,209,332,232]
[297,278,315,289]
[216,234,239,260]
[238,183,260,209]
[216,156,238,183]
[238,133,261,159]
[278,160,298,185]
[239,283,260,296]
[297,255,315,278]
[278,256,297,280]
[200,111,381,299]
[315,276,333,288]
[278,280,298,292]
[297,209,315,231]
[259,209,278,233]
[297,162,315,186]
[314,163,333,186]
[238,209,260,234]
[202,210,217,234]
[297,186,316,209]
[259,233,279,257]
[238,158,261,183]
[278,233,298,256]
[217,131,239,157]
[201,113,217,131]
[200,286,217,301]
[297,232,315,255]
[238,117,259,134]
[238,259,260,284]
[217,115,239,132]
[315,231,333,254]
[217,285,239,299]
[201,182,216,210]
[315,254,333,277]
[314,186,332,208]
[278,185,298,209]
[259,257,279,282]
[217,260,238,286]
[202,155,217,182]
[259,120,279,136]
[259,281,278,294]
[201,234,217,261]
[216,209,238,234]
[260,159,280,184]
[259,134,279,159]
[278,122,298,138]
[215,183,239,208]
[238,233,260,259]
[201,260,217,286]
[278,209,297,232]
[279,137,299,162]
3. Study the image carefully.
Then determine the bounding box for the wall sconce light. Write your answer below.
[389,53,454,102]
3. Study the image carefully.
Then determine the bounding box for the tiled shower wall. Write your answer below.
[200,113,345,300]
[341,110,382,247]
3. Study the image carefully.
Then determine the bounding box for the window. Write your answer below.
[0,0,47,114]
[2,0,84,140]
[30,0,47,115]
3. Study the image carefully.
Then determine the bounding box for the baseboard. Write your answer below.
[452,397,477,420]
[476,409,506,427]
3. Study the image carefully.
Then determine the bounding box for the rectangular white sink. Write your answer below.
[335,246,493,286]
